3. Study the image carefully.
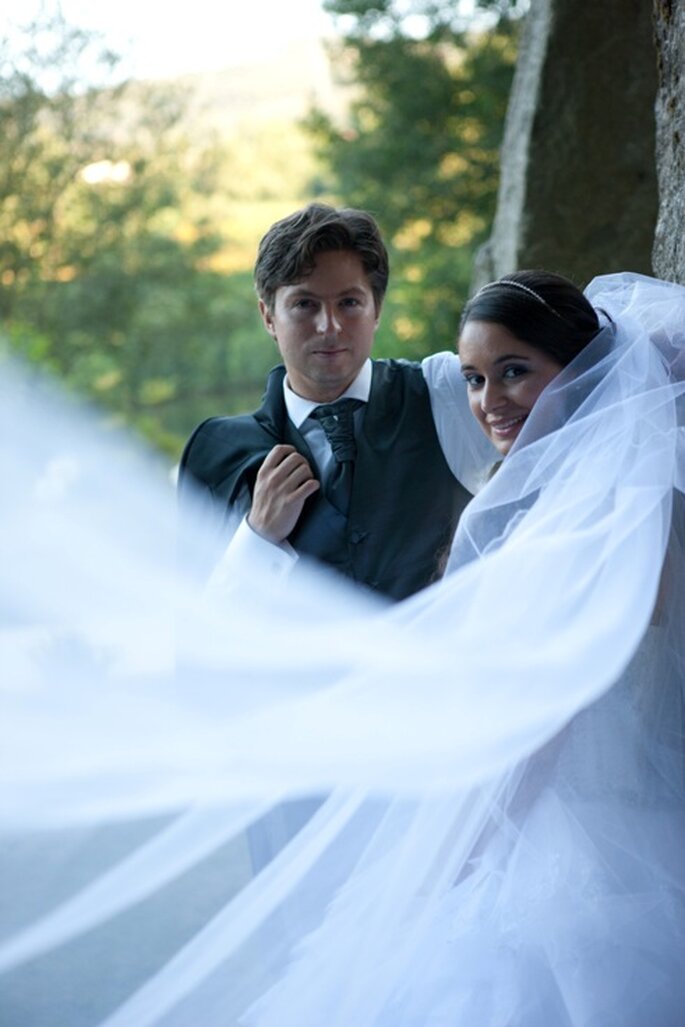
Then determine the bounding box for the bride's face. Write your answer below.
[459,320,563,455]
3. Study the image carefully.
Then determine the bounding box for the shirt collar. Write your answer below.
[283,359,372,429]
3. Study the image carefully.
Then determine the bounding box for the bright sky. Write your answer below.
[3,0,336,78]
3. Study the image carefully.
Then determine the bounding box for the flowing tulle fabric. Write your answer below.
[1,272,685,1025]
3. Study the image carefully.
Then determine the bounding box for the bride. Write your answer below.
[1,271,684,1025]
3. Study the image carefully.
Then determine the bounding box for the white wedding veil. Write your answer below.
[1,272,685,1025]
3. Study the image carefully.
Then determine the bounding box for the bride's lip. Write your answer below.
[488,414,526,435]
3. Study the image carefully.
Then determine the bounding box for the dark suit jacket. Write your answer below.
[179,360,471,600]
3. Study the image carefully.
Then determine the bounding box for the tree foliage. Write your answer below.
[0,13,280,457]
[307,0,523,356]
[0,5,525,456]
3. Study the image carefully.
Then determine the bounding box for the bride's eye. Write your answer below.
[502,365,527,380]
[463,373,484,389]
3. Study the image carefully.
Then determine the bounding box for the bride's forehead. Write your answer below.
[458,321,532,364]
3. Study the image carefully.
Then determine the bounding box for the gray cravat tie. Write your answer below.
[310,398,364,514]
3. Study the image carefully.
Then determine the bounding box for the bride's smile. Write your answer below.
[458,320,563,454]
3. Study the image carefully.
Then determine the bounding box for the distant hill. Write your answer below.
[157,38,351,139]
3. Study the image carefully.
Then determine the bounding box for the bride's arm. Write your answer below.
[421,351,499,494]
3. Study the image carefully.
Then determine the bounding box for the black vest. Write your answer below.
[179,361,471,601]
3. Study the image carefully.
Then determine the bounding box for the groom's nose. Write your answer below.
[315,304,342,336]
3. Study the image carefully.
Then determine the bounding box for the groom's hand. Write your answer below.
[248,445,320,544]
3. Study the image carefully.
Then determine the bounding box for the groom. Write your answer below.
[178,202,472,601]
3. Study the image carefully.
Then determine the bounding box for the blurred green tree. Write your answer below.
[307,0,524,356]
[0,12,277,456]
[1,3,527,455]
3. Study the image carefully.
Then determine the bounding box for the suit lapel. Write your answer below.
[253,365,319,473]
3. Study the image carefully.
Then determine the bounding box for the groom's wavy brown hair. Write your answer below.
[254,202,389,314]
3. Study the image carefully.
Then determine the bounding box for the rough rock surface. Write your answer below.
[653,0,685,285]
[474,0,658,290]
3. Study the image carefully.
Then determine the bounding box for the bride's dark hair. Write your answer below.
[460,270,602,366]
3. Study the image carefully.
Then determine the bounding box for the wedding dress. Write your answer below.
[1,273,684,1026]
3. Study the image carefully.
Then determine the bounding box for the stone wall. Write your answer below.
[653,0,685,284]
[475,0,659,290]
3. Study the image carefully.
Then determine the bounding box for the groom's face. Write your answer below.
[259,249,380,403]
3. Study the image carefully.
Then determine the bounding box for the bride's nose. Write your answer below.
[480,379,506,413]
